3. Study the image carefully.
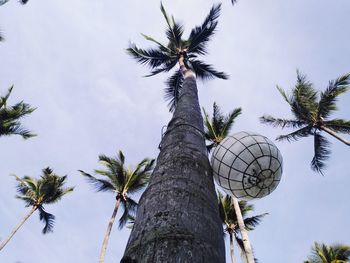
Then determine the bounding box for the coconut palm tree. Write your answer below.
[0,167,74,251]
[0,86,36,139]
[203,102,242,152]
[127,3,228,112]
[203,103,257,263]
[260,71,350,175]
[79,150,154,263]
[218,191,267,263]
[123,4,227,262]
[304,242,350,263]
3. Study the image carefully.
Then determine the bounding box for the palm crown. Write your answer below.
[203,102,242,152]
[304,242,350,263]
[14,167,74,233]
[218,191,267,262]
[127,3,228,112]
[260,71,350,174]
[79,150,155,228]
[0,86,36,139]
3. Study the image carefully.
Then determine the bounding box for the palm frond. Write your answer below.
[127,44,171,69]
[160,2,183,48]
[221,107,242,138]
[141,33,172,54]
[145,58,178,77]
[79,170,115,192]
[203,106,217,145]
[260,115,306,129]
[318,73,350,119]
[276,125,312,142]
[324,119,350,134]
[0,86,36,139]
[38,206,55,234]
[311,132,331,175]
[126,159,154,194]
[187,4,221,55]
[243,213,268,231]
[119,197,138,229]
[164,69,183,112]
[190,60,228,80]
[231,0,238,5]
[20,0,29,4]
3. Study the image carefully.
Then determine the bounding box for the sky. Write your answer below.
[0,0,349,262]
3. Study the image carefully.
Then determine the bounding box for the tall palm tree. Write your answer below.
[79,150,154,263]
[0,86,36,139]
[0,167,74,251]
[260,71,350,174]
[203,103,257,263]
[203,102,242,152]
[304,242,350,263]
[218,192,267,263]
[123,4,227,262]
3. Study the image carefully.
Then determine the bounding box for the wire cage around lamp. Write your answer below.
[211,131,283,201]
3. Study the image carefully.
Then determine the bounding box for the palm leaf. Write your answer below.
[243,213,268,231]
[260,115,306,129]
[318,73,350,119]
[79,170,115,192]
[160,2,183,48]
[221,107,242,138]
[38,206,55,234]
[190,60,228,80]
[276,125,312,142]
[127,44,171,69]
[324,119,350,134]
[164,69,183,112]
[187,4,221,55]
[311,132,331,175]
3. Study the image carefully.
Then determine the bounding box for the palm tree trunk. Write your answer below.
[0,206,36,251]
[232,197,255,263]
[229,232,236,263]
[320,126,350,146]
[122,66,225,262]
[99,197,121,263]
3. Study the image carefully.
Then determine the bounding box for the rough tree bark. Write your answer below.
[122,68,225,262]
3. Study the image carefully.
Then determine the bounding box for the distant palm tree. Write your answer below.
[203,103,259,263]
[304,242,350,263]
[127,3,228,112]
[0,167,74,251]
[260,71,350,174]
[203,102,242,152]
[79,150,154,263]
[0,86,36,139]
[218,192,267,263]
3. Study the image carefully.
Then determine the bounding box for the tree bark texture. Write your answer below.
[232,198,255,263]
[99,197,121,263]
[122,73,225,262]
[0,206,36,251]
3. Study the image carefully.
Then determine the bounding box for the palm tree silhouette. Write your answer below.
[0,167,74,251]
[79,150,154,263]
[260,71,350,174]
[0,86,36,139]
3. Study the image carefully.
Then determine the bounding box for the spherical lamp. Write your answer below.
[211,131,283,200]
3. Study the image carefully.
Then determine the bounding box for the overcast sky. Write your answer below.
[0,0,349,262]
